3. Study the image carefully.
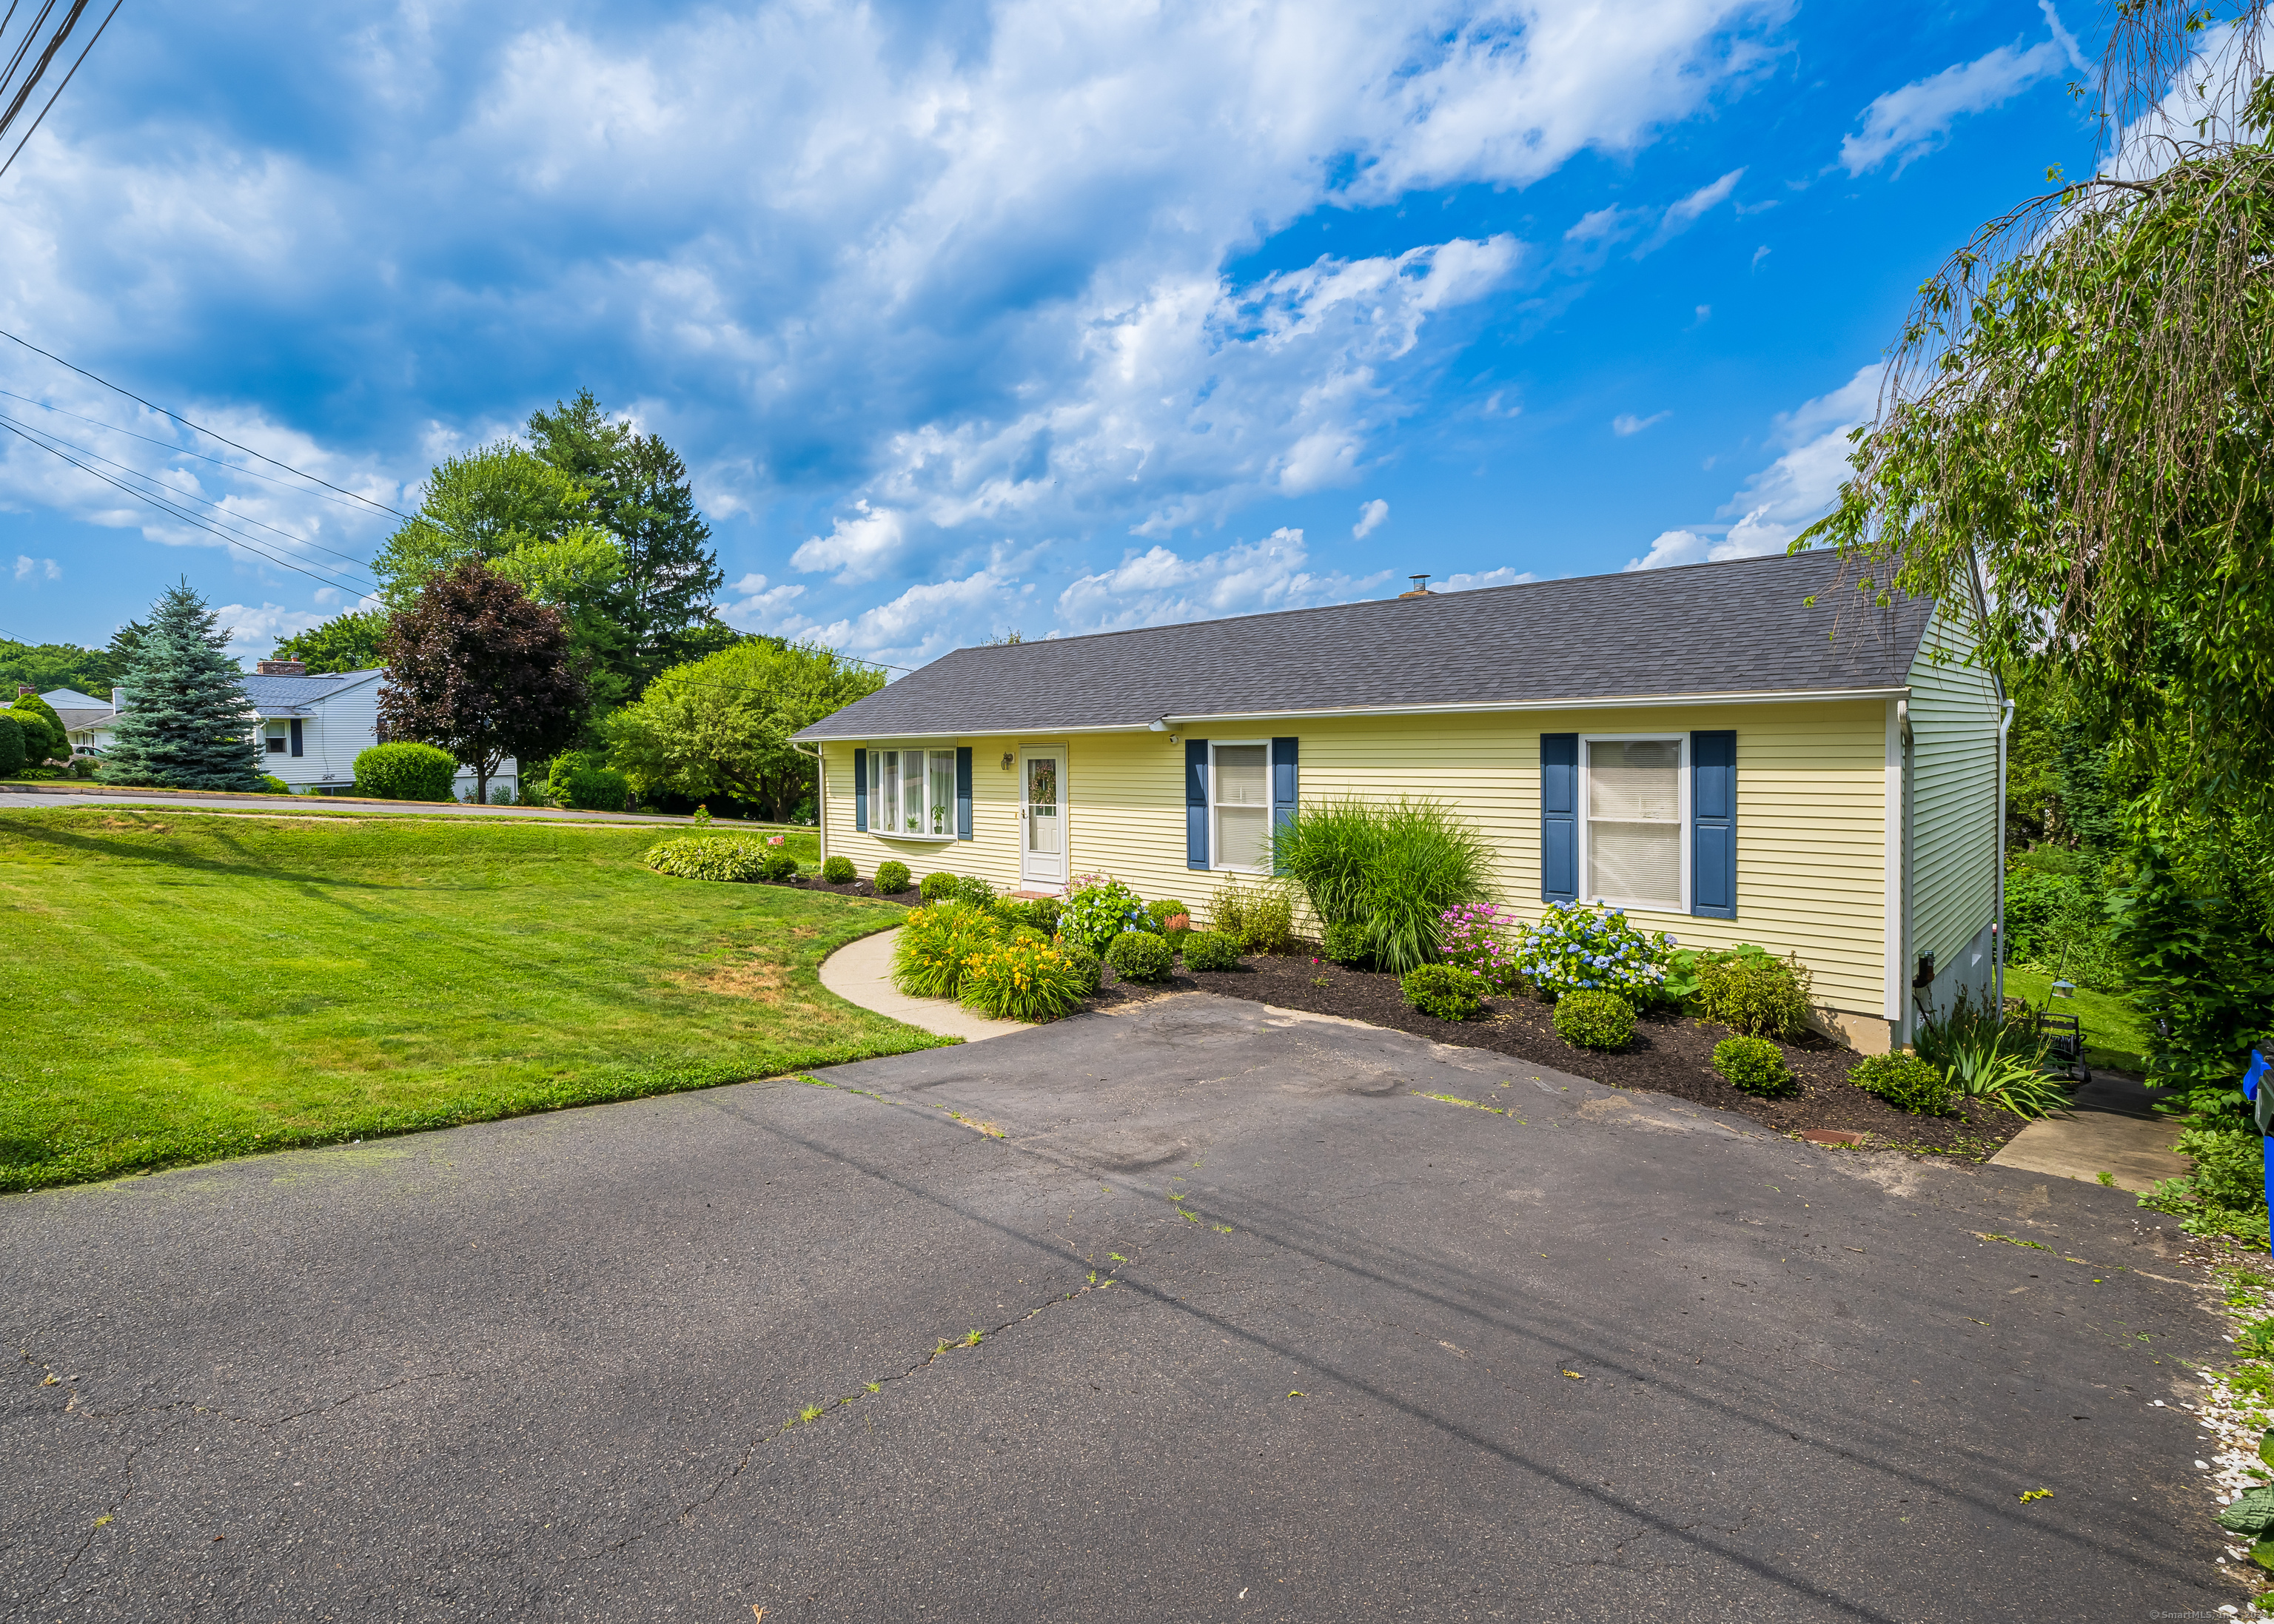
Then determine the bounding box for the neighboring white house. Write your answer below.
[61,662,516,800]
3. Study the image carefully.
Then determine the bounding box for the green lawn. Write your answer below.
[0,809,939,1190]
[2004,964,2151,1076]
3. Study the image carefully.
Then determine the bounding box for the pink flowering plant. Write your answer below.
[1513,902,1676,1004]
[1438,902,1525,996]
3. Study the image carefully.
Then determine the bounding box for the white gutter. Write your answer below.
[797,685,1911,744]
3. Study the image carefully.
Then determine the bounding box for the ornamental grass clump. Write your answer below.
[1848,1052,1959,1115]
[1104,931,1173,982]
[1180,930,1241,971]
[891,904,1008,999]
[1514,903,1674,1004]
[642,836,771,882]
[1711,1035,1794,1095]
[1064,878,1151,953]
[1272,798,1490,973]
[1402,963,1484,1021]
[1554,990,1636,1050]
[959,936,1093,1021]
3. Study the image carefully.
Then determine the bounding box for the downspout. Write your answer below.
[1996,693,2015,1012]
[794,739,824,860]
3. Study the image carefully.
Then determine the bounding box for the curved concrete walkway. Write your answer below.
[818,925,1031,1041]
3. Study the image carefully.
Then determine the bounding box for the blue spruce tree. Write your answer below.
[99,580,266,791]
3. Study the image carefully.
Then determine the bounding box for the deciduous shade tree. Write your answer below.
[527,390,727,691]
[0,632,135,699]
[7,692,67,764]
[606,638,882,822]
[372,442,631,711]
[98,581,266,791]
[271,609,389,674]
[378,562,588,804]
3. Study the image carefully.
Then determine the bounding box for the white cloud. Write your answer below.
[1612,411,1671,437]
[1353,498,1389,539]
[1438,566,1535,591]
[1626,362,1881,570]
[214,601,328,661]
[809,568,1034,668]
[1841,4,2082,175]
[1641,167,1744,251]
[790,503,908,585]
[1056,528,1392,634]
[13,555,60,581]
[717,571,809,634]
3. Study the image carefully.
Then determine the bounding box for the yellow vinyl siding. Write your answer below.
[1905,612,2000,976]
[821,697,1891,1018]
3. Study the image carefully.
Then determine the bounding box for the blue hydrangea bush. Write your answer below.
[1061,877,1150,954]
[1514,902,1676,1003]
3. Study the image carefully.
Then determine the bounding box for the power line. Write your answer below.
[0,419,383,597]
[0,325,421,523]
[0,0,117,181]
[0,406,383,577]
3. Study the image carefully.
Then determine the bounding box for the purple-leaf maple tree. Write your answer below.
[378,562,588,802]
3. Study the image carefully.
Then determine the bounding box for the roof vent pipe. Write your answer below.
[1399,574,1432,598]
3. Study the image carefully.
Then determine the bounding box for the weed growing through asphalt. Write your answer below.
[2098,1172,2117,1186]
[961,1329,984,1347]
[1412,1090,1506,1115]
[1975,1232,2052,1251]
[799,1404,825,1423]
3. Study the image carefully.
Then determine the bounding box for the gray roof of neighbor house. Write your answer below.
[241,668,381,718]
[793,551,1937,742]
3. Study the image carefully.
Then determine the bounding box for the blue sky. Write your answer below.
[0,0,2099,670]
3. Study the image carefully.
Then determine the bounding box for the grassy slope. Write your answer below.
[2004,964,2151,1075]
[1,810,939,1190]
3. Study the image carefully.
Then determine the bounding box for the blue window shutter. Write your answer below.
[1691,729,1737,919]
[1271,737,1298,873]
[289,719,303,757]
[1185,739,1209,870]
[853,748,868,832]
[1540,733,1577,902]
[955,748,973,840]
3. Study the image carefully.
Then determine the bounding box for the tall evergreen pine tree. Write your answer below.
[100,580,266,791]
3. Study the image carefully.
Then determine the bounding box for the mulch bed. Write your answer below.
[1092,952,2026,1155]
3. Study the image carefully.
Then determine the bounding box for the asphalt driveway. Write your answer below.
[0,993,2237,1621]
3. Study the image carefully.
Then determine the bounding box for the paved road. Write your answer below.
[0,994,2235,1621]
[0,787,705,823]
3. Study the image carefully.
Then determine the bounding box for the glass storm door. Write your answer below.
[1019,748,1067,888]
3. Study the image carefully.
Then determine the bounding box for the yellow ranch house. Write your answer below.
[793,551,2006,1056]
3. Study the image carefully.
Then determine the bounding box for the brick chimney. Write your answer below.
[256,660,307,677]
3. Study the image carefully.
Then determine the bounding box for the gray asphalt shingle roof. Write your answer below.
[793,551,1933,741]
[242,669,380,717]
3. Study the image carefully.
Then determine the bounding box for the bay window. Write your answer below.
[868,747,958,836]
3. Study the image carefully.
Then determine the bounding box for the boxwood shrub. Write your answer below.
[919,870,959,903]
[1848,1052,1958,1115]
[1403,963,1483,1022]
[1553,989,1635,1050]
[1711,1035,1793,1095]
[1145,898,1190,935]
[1179,930,1241,971]
[352,742,457,802]
[821,855,856,884]
[1104,931,1173,982]
[873,860,912,894]
[758,847,799,881]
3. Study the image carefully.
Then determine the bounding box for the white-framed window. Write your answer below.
[868,746,959,838]
[1209,739,1271,871]
[1580,734,1687,912]
[264,721,289,756]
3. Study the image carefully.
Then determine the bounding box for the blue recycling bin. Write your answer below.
[2243,1050,2273,1252]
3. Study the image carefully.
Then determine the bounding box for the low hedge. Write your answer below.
[1711,1035,1792,1095]
[352,742,457,802]
[1180,931,1241,971]
[1554,990,1634,1050]
[643,836,771,882]
[1104,931,1173,982]
[1403,963,1483,1022]
[1848,1052,1957,1115]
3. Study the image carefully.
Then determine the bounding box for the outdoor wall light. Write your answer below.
[1000,751,1015,771]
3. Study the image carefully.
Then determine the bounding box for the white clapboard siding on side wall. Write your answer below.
[1905,611,2000,978]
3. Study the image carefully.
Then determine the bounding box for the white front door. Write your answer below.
[1019,747,1067,889]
